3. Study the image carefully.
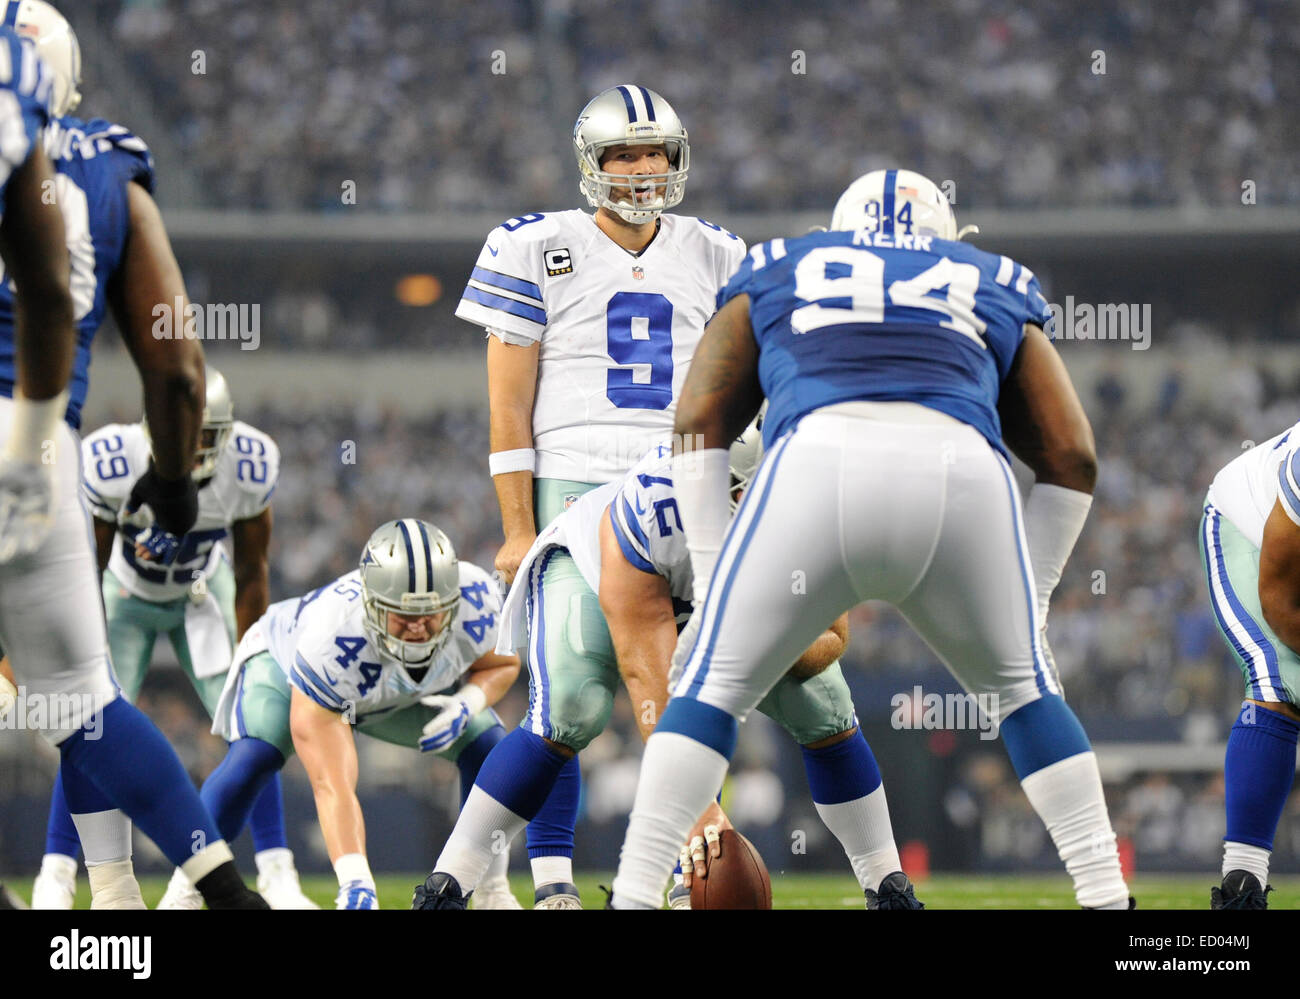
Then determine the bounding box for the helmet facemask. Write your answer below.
[360,587,458,670]
[574,85,690,225]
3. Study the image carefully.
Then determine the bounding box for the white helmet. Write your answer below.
[2,1,81,117]
[573,84,689,224]
[830,169,978,241]
[728,405,767,515]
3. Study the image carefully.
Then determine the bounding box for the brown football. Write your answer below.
[689,829,773,910]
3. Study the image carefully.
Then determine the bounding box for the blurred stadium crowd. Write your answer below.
[85,0,1300,212]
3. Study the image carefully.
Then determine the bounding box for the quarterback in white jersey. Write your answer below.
[160,520,530,910]
[1201,422,1300,908]
[445,83,743,906]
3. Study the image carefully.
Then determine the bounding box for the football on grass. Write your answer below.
[689,829,772,910]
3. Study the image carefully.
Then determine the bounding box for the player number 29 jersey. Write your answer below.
[456,209,745,483]
[82,421,279,601]
[717,229,1053,455]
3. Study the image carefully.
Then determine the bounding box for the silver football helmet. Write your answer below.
[830,169,979,241]
[140,368,235,481]
[728,405,767,515]
[1,0,81,116]
[573,84,689,224]
[359,519,460,669]
[193,368,234,481]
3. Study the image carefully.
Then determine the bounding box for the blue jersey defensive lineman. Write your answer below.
[610,168,1131,910]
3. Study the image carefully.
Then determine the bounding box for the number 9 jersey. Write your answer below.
[82,420,279,601]
[455,209,745,483]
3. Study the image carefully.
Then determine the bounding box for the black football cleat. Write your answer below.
[412,872,470,910]
[864,871,925,910]
[1211,870,1271,910]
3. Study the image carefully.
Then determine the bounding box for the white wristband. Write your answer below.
[457,682,489,718]
[3,389,68,464]
[333,852,375,889]
[489,448,536,476]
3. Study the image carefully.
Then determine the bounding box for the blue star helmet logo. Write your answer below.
[360,547,379,568]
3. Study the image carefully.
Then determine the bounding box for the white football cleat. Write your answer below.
[31,853,77,910]
[157,867,203,910]
[255,849,318,910]
[472,876,523,910]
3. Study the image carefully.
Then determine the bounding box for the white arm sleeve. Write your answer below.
[670,448,731,606]
[1022,483,1093,621]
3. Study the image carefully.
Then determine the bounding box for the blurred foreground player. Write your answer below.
[610,169,1130,909]
[0,6,263,909]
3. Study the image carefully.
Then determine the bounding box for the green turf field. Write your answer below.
[5,872,1299,909]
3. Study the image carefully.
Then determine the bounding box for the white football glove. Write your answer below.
[419,684,488,752]
[335,880,378,910]
[0,456,56,564]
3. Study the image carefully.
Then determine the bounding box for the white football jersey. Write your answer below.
[455,209,746,483]
[1207,422,1300,548]
[260,563,501,721]
[82,420,279,601]
[497,442,694,653]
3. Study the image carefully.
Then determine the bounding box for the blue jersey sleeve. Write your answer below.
[74,117,156,194]
[0,29,52,204]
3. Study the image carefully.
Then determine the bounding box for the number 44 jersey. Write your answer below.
[82,421,279,601]
[456,209,745,484]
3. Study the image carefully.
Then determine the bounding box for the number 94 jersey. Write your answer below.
[82,420,279,601]
[722,230,1053,457]
[455,209,745,483]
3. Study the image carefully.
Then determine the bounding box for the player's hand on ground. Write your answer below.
[494,532,536,587]
[125,462,198,537]
[0,456,55,563]
[680,801,733,889]
[418,693,473,751]
[336,880,378,909]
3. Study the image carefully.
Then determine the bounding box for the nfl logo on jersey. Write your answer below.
[632,266,645,280]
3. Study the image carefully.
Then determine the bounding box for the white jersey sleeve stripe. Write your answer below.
[995,255,1015,287]
[461,286,546,326]
[291,653,346,710]
[1277,450,1300,527]
[470,265,543,304]
[610,499,657,574]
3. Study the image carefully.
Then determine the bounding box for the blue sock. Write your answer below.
[526,754,581,859]
[456,724,507,807]
[200,738,284,844]
[999,694,1092,779]
[475,727,569,820]
[248,772,288,853]
[58,697,222,868]
[44,770,82,859]
[1224,703,1299,850]
[801,729,882,804]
